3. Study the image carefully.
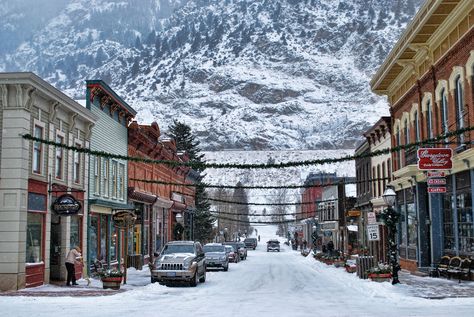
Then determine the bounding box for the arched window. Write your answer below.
[396,127,402,169]
[454,75,464,144]
[440,88,449,145]
[426,100,433,139]
[414,110,420,142]
[404,118,410,145]
[377,164,381,197]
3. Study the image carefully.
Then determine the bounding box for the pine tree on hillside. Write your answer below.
[168,120,213,243]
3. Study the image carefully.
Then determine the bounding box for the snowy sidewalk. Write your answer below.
[0,267,150,297]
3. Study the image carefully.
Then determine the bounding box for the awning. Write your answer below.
[128,187,157,204]
[347,225,358,232]
[155,197,173,209]
[171,201,186,211]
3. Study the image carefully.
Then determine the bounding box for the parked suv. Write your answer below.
[203,243,229,271]
[244,238,257,250]
[267,239,280,252]
[150,241,206,287]
[226,241,247,260]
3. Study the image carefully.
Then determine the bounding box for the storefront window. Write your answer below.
[100,215,107,261]
[110,226,118,262]
[456,171,472,255]
[407,202,417,246]
[26,212,43,263]
[90,216,99,261]
[70,216,81,249]
[143,206,149,256]
[443,176,455,251]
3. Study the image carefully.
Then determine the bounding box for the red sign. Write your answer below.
[428,187,447,193]
[427,171,445,178]
[427,178,447,185]
[417,148,453,170]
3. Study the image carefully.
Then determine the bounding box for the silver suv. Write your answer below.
[204,243,229,271]
[150,241,206,287]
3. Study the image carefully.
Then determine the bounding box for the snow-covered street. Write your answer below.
[1,225,473,317]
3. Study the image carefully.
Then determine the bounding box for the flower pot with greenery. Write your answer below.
[100,269,123,290]
[367,263,392,282]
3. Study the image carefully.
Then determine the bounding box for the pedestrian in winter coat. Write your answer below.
[327,240,334,255]
[303,240,307,250]
[65,246,82,286]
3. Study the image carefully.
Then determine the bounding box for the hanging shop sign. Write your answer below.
[427,171,445,178]
[417,148,453,170]
[427,178,446,185]
[428,187,447,194]
[51,194,81,216]
[112,210,137,228]
[367,224,380,241]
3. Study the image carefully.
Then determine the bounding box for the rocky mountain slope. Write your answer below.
[0,0,422,150]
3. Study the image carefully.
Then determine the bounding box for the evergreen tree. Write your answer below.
[168,120,213,243]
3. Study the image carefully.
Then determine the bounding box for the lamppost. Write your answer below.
[382,185,400,285]
[312,224,318,252]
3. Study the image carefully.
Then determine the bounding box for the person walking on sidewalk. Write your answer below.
[65,246,82,286]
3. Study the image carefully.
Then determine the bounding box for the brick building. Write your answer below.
[127,121,196,264]
[371,0,474,271]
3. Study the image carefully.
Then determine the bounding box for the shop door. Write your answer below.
[50,216,62,280]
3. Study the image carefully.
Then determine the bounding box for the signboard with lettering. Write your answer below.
[367,225,380,241]
[427,178,447,185]
[427,171,445,178]
[112,210,137,228]
[428,187,447,193]
[417,148,453,170]
[367,212,376,225]
[51,194,81,216]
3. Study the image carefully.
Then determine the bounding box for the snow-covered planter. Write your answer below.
[100,270,123,290]
[367,273,392,282]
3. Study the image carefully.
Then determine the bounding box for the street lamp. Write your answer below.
[175,213,183,224]
[224,227,228,242]
[312,224,318,252]
[382,185,400,285]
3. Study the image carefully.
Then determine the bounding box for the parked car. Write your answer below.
[225,245,239,263]
[203,243,229,271]
[267,239,280,252]
[150,241,206,287]
[244,238,258,250]
[226,241,247,260]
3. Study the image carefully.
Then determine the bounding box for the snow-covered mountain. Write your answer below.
[0,0,422,150]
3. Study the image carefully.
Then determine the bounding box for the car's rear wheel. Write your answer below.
[199,271,206,283]
[224,264,229,272]
[190,271,198,287]
[150,277,157,283]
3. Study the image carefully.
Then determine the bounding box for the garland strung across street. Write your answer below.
[131,177,390,190]
[213,214,312,224]
[207,196,339,206]
[22,125,474,169]
[211,210,320,217]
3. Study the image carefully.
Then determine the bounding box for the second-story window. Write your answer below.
[396,127,402,169]
[32,125,43,174]
[414,111,420,142]
[94,157,101,195]
[112,161,118,198]
[73,145,81,184]
[55,134,64,179]
[103,158,109,197]
[440,88,449,145]
[119,164,125,200]
[455,76,464,144]
[426,100,433,139]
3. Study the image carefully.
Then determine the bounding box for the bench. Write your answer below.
[431,255,473,283]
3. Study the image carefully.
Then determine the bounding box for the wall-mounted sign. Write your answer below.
[367,224,380,241]
[428,187,447,194]
[427,171,445,178]
[417,148,453,170]
[427,178,446,185]
[51,194,81,216]
[367,212,376,225]
[112,210,137,228]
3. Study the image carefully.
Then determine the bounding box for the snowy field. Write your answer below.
[1,225,474,317]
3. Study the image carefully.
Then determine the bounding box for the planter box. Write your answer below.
[333,261,345,268]
[101,276,122,290]
[368,273,392,282]
[345,266,357,273]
